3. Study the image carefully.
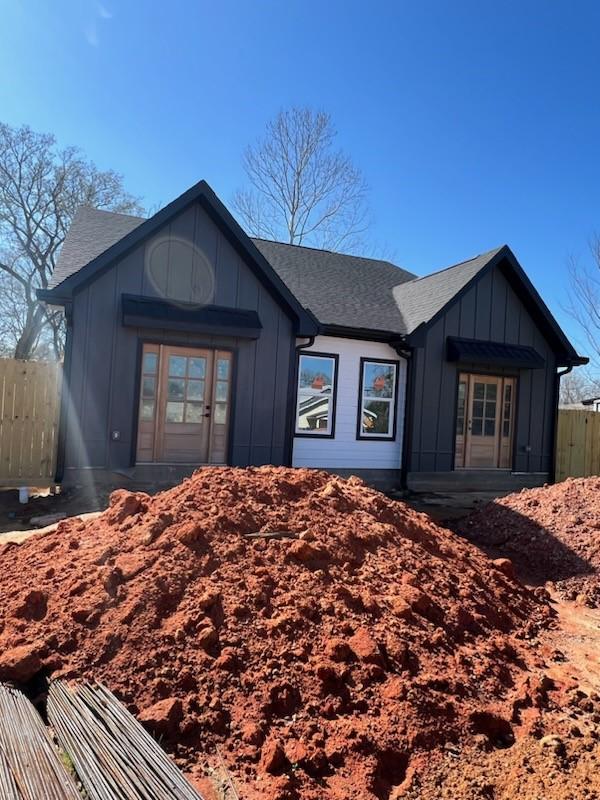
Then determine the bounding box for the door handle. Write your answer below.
[203,412,211,418]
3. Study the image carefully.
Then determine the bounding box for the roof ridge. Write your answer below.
[77,205,147,222]
[251,236,402,268]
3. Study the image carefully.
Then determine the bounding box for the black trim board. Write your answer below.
[356,357,401,441]
[294,351,339,439]
[40,180,318,338]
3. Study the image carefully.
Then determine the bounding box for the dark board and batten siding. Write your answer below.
[407,263,557,475]
[65,201,294,475]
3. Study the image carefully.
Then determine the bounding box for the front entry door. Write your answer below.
[136,344,232,464]
[455,373,515,469]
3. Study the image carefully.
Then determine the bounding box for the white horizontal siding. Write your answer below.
[292,335,406,469]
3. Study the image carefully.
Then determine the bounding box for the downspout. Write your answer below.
[550,363,573,484]
[54,302,73,484]
[283,335,316,466]
[390,338,413,491]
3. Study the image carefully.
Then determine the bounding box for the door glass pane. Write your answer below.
[486,383,497,401]
[473,383,485,400]
[484,419,496,436]
[503,419,510,437]
[215,381,228,402]
[166,401,184,422]
[504,384,512,402]
[141,400,154,421]
[472,400,484,418]
[142,377,155,398]
[187,380,204,400]
[167,378,185,400]
[456,382,466,436]
[217,358,230,380]
[471,418,483,435]
[168,356,186,377]
[143,352,158,375]
[485,401,496,418]
[185,402,203,423]
[189,358,206,379]
[214,403,227,424]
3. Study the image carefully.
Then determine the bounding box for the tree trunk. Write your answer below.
[13,304,46,360]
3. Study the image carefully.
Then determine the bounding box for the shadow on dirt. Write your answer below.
[453,503,594,588]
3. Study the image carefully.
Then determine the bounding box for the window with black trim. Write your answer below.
[357,358,399,439]
[295,353,338,437]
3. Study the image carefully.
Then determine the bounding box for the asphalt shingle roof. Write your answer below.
[391,247,504,334]
[49,206,145,288]
[49,206,503,336]
[251,239,417,333]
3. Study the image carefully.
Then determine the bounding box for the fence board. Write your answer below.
[0,359,61,488]
[556,409,600,482]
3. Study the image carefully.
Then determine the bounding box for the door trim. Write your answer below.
[130,338,236,467]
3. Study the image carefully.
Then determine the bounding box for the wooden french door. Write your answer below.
[136,344,232,464]
[455,373,516,469]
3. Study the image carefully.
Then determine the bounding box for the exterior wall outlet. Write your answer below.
[111,430,121,441]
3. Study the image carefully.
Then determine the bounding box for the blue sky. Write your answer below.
[2,1,599,351]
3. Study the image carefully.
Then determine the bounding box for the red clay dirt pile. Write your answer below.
[0,467,553,799]
[459,476,600,607]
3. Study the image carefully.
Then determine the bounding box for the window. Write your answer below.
[455,380,467,436]
[165,353,208,424]
[139,348,158,422]
[295,353,338,437]
[357,359,399,439]
[502,382,513,439]
[471,380,497,437]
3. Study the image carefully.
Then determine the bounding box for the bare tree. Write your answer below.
[233,108,370,251]
[0,122,142,360]
[566,236,600,380]
[559,369,600,405]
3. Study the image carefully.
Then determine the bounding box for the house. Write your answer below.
[39,180,587,492]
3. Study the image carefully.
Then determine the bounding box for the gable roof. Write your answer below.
[41,180,318,337]
[41,180,585,365]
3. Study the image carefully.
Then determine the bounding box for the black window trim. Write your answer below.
[356,356,400,441]
[294,351,339,439]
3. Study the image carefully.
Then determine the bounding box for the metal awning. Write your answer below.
[121,294,262,338]
[446,336,545,369]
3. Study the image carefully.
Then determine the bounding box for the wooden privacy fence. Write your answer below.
[556,409,600,482]
[0,358,62,488]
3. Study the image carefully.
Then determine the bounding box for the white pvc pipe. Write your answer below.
[18,487,29,504]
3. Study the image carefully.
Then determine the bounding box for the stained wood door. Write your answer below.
[455,373,516,469]
[136,344,232,464]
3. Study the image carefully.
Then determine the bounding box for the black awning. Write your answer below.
[121,294,262,339]
[446,337,545,369]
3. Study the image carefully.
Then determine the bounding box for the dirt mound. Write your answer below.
[459,477,600,606]
[0,467,551,799]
